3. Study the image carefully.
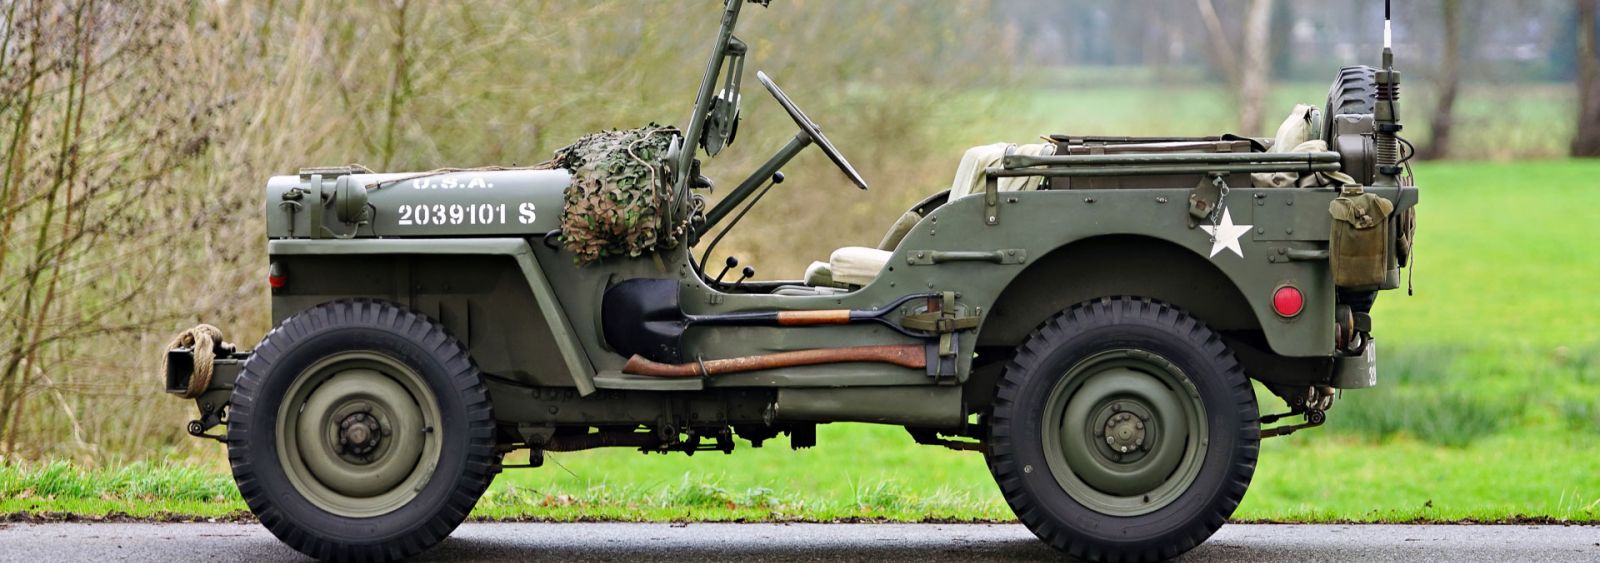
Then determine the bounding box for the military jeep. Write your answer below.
[163,1,1418,561]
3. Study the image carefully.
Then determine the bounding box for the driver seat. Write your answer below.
[804,142,1055,288]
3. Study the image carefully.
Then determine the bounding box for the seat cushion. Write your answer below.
[803,260,836,287]
[829,246,893,286]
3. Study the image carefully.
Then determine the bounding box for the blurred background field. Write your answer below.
[1,0,1597,522]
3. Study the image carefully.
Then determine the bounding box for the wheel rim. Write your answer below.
[276,351,442,518]
[1040,349,1207,516]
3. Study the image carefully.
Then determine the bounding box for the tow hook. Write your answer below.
[164,324,247,443]
[187,401,229,443]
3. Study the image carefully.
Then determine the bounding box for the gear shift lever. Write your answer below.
[733,266,755,289]
[714,256,739,284]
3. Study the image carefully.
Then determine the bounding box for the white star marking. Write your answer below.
[1200,208,1252,258]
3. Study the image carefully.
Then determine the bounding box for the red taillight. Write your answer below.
[268,261,286,289]
[1272,285,1304,317]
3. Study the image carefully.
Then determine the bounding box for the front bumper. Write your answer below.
[164,346,249,441]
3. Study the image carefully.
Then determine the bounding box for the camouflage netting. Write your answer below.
[552,124,683,265]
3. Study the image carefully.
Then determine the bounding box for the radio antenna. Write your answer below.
[1383,0,1393,49]
[1374,0,1404,182]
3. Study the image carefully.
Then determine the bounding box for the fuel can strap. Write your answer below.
[900,291,979,337]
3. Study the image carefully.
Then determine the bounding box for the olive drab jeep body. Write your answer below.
[161,1,1419,561]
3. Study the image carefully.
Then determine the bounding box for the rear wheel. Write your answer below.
[986,297,1258,562]
[229,299,496,561]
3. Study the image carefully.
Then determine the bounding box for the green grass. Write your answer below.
[1245,433,1600,522]
[1377,161,1600,348]
[0,461,244,519]
[5,428,1598,523]
[4,160,1599,523]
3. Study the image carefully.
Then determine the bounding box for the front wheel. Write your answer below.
[986,297,1258,562]
[229,299,496,562]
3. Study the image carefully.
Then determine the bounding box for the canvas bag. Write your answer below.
[1328,187,1395,288]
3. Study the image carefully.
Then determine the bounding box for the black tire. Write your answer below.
[986,297,1258,562]
[229,299,496,562]
[1323,65,1378,141]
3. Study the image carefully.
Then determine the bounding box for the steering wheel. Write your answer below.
[755,71,868,190]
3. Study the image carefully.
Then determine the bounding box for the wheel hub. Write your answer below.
[1041,349,1209,516]
[1102,408,1146,454]
[276,354,442,518]
[337,411,385,458]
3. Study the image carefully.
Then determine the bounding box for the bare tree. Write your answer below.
[1576,0,1600,156]
[0,0,240,457]
[0,0,1018,461]
[1197,0,1275,134]
[1419,0,1464,160]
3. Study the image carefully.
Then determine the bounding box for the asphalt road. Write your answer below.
[0,522,1595,562]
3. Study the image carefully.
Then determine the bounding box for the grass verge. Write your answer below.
[4,421,1598,524]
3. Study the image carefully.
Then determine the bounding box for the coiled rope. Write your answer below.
[163,324,235,399]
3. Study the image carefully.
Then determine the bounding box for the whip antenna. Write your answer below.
[1374,0,1404,182]
[1383,0,1393,49]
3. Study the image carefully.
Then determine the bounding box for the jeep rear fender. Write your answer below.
[884,188,1335,360]
[979,235,1260,348]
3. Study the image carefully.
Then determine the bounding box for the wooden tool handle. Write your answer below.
[775,309,853,326]
[623,344,926,378]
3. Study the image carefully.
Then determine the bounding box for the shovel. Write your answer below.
[622,344,927,378]
[601,278,934,363]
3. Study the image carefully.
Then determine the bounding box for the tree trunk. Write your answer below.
[1420,0,1463,160]
[1269,0,1294,79]
[1237,0,1274,135]
[1575,0,1600,156]
[1197,0,1275,135]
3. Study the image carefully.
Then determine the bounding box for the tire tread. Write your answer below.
[229,298,495,562]
[986,297,1258,562]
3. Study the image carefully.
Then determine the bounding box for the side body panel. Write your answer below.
[265,171,1417,405]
